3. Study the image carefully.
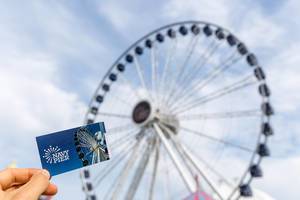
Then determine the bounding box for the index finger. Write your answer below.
[0,168,41,190]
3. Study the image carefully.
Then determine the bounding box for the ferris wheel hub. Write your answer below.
[132,100,152,125]
[132,100,180,135]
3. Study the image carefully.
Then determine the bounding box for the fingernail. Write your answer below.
[41,169,50,179]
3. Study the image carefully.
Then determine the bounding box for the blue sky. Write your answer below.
[0,0,300,199]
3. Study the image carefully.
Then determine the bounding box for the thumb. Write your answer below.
[19,169,50,200]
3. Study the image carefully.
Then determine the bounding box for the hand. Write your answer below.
[0,168,57,200]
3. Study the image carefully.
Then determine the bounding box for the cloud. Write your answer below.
[0,0,299,200]
[254,157,300,200]
[162,0,233,27]
[98,2,134,33]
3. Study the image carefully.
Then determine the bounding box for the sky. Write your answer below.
[0,0,299,199]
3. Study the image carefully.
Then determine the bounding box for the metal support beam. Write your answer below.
[148,139,160,200]
[166,129,224,200]
[111,137,143,200]
[153,123,197,192]
[125,138,155,200]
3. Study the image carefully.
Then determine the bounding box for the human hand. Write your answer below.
[0,168,57,200]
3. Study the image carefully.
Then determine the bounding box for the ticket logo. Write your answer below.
[43,146,70,164]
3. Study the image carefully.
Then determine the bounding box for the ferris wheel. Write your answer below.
[74,126,109,166]
[79,21,273,200]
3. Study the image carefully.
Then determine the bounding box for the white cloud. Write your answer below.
[98,2,134,33]
[0,0,299,200]
[162,0,233,27]
[0,47,87,163]
[268,44,300,113]
[254,157,300,200]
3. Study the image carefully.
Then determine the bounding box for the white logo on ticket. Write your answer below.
[42,145,70,164]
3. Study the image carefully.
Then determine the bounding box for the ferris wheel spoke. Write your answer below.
[148,139,160,200]
[153,123,197,192]
[150,43,159,104]
[108,92,134,108]
[174,76,256,114]
[167,40,221,107]
[176,140,225,199]
[187,146,234,187]
[160,123,225,200]
[102,175,118,199]
[158,37,178,109]
[102,155,135,200]
[78,133,96,148]
[154,44,160,100]
[125,137,155,200]
[163,35,200,106]
[93,142,137,188]
[165,36,215,107]
[108,126,138,136]
[182,39,220,85]
[108,130,138,150]
[161,35,195,105]
[173,75,256,114]
[164,35,201,106]
[160,37,182,108]
[176,35,211,84]
[163,148,171,200]
[118,74,143,100]
[110,136,136,154]
[78,141,91,148]
[133,54,151,99]
[109,130,139,149]
[92,150,96,164]
[165,38,221,108]
[171,57,241,111]
[195,54,242,91]
[78,144,90,149]
[180,126,253,153]
[109,136,137,153]
[107,123,137,134]
[111,136,144,200]
[169,52,241,111]
[178,109,260,120]
[78,136,91,146]
[97,111,131,119]
[85,150,94,157]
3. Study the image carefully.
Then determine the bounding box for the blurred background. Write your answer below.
[0,0,299,199]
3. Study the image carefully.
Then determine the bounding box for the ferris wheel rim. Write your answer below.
[84,20,241,120]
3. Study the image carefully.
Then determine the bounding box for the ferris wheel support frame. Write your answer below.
[153,123,197,193]
[111,134,144,200]
[171,135,224,199]
[159,123,224,199]
[148,139,160,200]
[125,137,156,200]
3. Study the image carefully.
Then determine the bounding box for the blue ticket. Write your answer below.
[36,122,109,176]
